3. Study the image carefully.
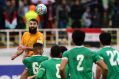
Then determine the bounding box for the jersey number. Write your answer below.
[77,55,84,71]
[32,62,39,74]
[56,64,61,78]
[106,50,119,66]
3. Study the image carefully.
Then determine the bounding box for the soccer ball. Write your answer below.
[36,4,47,15]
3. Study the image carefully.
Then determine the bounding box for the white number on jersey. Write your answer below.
[106,50,119,66]
[56,64,61,78]
[77,55,84,71]
[32,62,39,74]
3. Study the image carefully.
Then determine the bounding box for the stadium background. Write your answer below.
[0,0,119,79]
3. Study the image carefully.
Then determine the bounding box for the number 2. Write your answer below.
[77,55,84,71]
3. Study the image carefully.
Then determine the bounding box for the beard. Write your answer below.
[29,27,37,34]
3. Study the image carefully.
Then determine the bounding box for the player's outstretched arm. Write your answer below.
[96,60,108,79]
[11,49,24,60]
[60,58,68,79]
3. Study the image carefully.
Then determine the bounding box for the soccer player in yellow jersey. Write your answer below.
[11,18,44,59]
[11,19,44,79]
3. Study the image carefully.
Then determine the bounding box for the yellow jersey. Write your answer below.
[21,31,44,56]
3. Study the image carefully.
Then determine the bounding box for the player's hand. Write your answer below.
[17,45,26,50]
[11,54,17,60]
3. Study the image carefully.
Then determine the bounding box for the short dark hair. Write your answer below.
[72,30,85,45]
[29,19,38,24]
[33,43,43,49]
[51,45,61,57]
[60,46,67,54]
[99,32,111,45]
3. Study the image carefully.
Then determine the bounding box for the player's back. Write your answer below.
[41,58,68,79]
[23,55,48,76]
[63,46,100,79]
[97,46,119,79]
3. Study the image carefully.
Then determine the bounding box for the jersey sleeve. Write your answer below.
[23,57,30,68]
[62,51,69,60]
[92,51,102,63]
[37,32,44,44]
[35,62,46,79]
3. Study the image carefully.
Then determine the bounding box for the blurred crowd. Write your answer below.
[0,0,119,30]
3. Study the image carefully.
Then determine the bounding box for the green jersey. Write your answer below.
[23,55,48,76]
[63,46,101,79]
[97,46,119,79]
[35,58,69,79]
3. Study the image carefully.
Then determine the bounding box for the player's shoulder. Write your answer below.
[23,32,30,35]
[37,31,43,35]
[71,46,92,52]
[40,58,49,66]
[23,57,31,63]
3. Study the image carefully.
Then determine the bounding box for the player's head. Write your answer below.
[29,19,38,34]
[59,46,67,57]
[60,46,67,54]
[99,32,111,45]
[50,45,61,58]
[72,30,85,46]
[33,43,43,55]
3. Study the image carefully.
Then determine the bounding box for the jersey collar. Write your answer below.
[103,46,111,48]
[52,58,60,60]
[32,55,41,56]
[74,45,84,48]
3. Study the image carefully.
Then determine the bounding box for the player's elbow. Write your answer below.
[60,65,65,72]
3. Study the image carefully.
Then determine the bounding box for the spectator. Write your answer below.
[91,7,101,28]
[56,0,70,28]
[111,1,119,28]
[17,0,26,29]
[3,0,17,29]
[0,0,5,29]
[101,10,110,28]
[82,7,92,28]
[70,0,84,28]
[43,0,56,28]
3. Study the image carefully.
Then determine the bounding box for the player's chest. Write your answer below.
[24,35,38,45]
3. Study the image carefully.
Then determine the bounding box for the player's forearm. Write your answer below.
[11,50,24,60]
[25,47,33,51]
[60,69,66,79]
[96,66,102,79]
[102,69,108,79]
